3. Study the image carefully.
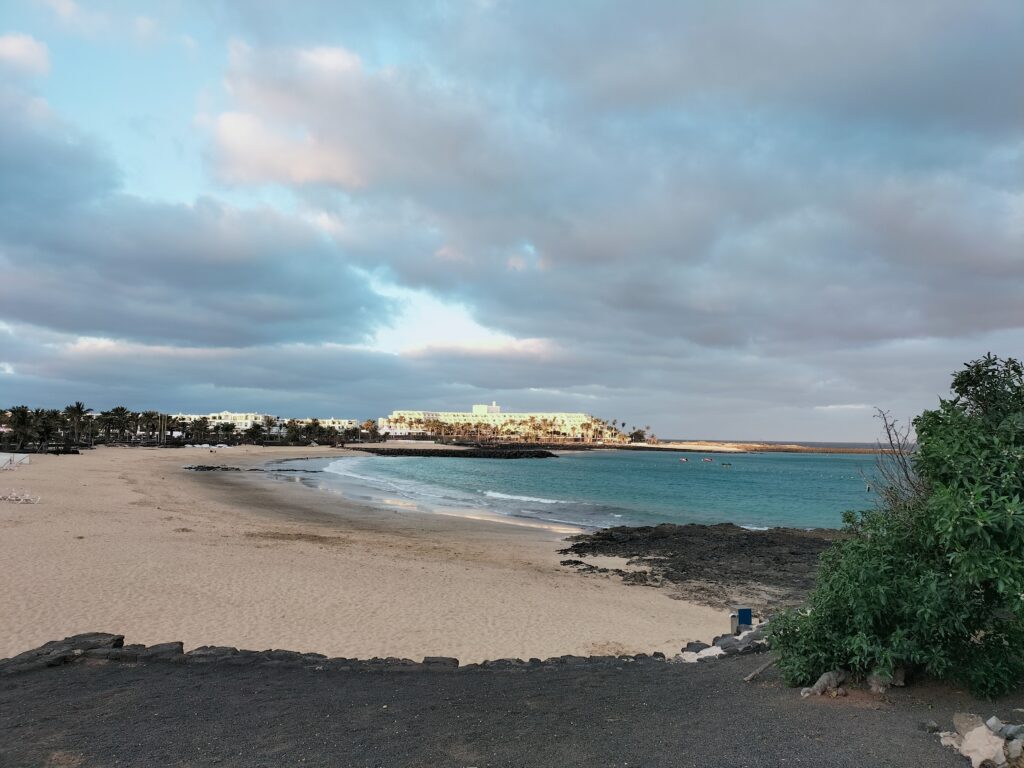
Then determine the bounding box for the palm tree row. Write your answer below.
[387,415,628,444]
[3,403,644,451]
[1,403,383,451]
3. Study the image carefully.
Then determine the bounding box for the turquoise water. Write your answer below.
[275,450,879,530]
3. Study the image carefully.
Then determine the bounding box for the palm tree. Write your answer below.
[284,419,302,443]
[106,406,133,442]
[262,415,278,439]
[62,402,92,445]
[193,417,210,442]
[165,416,181,441]
[140,410,160,440]
[7,406,35,451]
[32,409,63,452]
[305,419,321,443]
[245,421,265,443]
[94,412,112,442]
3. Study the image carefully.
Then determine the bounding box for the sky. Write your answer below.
[1,1,1022,440]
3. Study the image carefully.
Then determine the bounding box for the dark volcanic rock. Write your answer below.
[1,632,124,675]
[139,642,185,661]
[683,641,710,653]
[186,646,240,662]
[423,656,459,668]
[559,522,841,611]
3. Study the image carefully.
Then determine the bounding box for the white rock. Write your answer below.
[696,646,724,659]
[940,731,964,751]
[1007,739,1022,760]
[955,713,986,737]
[960,724,1008,768]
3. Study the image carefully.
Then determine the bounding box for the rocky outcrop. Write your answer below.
[559,523,840,611]
[0,632,125,673]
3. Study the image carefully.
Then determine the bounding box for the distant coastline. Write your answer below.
[622,440,883,455]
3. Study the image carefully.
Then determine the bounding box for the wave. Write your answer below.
[482,490,569,505]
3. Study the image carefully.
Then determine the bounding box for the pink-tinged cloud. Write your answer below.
[213,111,364,186]
[0,34,49,75]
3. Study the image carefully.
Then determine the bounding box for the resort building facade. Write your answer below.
[170,411,271,431]
[377,403,619,442]
[295,417,360,431]
[170,412,359,434]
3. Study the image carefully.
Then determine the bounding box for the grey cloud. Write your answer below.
[207,35,1024,354]
[0,85,392,347]
[5,2,1024,441]
[10,318,1021,440]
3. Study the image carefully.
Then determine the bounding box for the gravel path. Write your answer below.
[4,653,1020,767]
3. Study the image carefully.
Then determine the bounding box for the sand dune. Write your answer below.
[0,446,725,662]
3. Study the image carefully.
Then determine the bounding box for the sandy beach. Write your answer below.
[0,446,726,663]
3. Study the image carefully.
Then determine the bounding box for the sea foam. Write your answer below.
[482,490,567,505]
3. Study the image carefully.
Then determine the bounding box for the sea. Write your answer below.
[270,448,880,531]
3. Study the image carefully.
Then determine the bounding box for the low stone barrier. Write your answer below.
[1,633,762,677]
[675,623,770,663]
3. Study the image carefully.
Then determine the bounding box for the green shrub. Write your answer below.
[771,355,1024,697]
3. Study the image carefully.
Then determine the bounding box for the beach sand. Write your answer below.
[0,446,726,663]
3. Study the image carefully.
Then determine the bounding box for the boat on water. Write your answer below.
[679,457,688,462]
[702,457,713,462]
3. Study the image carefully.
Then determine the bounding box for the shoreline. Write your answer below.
[263,445,861,533]
[0,446,726,662]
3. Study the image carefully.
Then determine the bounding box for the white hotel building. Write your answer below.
[170,411,359,433]
[171,411,270,431]
[378,403,614,441]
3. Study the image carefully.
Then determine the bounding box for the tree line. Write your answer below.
[384,414,646,443]
[0,403,380,452]
[2,404,652,452]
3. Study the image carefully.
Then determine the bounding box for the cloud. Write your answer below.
[132,16,157,41]
[203,33,1024,359]
[38,0,107,34]
[5,1,1024,440]
[210,41,527,193]
[0,77,392,348]
[0,34,49,75]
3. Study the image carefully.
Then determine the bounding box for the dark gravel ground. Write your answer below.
[3,654,1021,768]
[560,523,843,611]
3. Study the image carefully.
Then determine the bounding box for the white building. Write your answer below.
[293,417,360,431]
[170,412,359,435]
[378,403,616,442]
[171,411,272,431]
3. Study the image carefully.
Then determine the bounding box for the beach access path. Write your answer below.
[0,445,725,663]
[5,650,1018,767]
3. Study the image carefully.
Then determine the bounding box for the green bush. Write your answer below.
[772,355,1024,697]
